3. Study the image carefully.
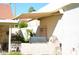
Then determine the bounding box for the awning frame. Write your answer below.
[13,11,63,20]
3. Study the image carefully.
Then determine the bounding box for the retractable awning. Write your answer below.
[13,11,61,20]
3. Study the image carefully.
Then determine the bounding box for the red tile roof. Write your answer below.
[0,3,12,19]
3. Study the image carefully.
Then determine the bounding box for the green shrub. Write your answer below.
[18,21,28,28]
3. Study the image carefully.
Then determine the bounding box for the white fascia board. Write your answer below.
[0,19,19,24]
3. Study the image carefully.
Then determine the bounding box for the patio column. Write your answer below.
[8,25,12,52]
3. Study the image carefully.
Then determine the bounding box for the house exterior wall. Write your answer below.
[0,4,12,45]
[35,3,79,55]
[62,6,79,55]
[37,15,62,40]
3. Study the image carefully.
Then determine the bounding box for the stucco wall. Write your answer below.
[62,6,79,55]
[0,25,9,43]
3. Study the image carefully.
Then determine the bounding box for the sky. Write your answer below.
[10,3,48,16]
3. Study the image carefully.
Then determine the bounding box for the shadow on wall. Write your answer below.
[36,14,63,40]
[49,15,63,37]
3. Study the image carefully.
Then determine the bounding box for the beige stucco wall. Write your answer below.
[0,25,9,43]
[37,15,62,40]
